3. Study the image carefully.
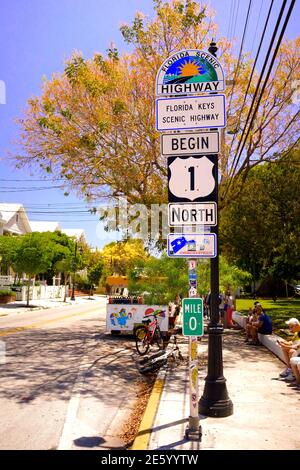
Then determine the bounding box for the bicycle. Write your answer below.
[135,313,164,355]
[136,335,184,374]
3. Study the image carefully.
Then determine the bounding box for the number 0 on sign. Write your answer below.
[182,298,203,336]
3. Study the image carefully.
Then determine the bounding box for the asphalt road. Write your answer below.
[0,298,143,450]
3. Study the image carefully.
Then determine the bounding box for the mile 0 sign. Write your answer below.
[156,49,225,96]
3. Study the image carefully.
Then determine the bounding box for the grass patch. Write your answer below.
[236,298,300,336]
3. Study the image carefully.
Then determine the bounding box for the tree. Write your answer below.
[221,148,300,292]
[14,0,299,215]
[128,253,251,302]
[0,235,21,278]
[14,233,55,306]
[87,260,104,296]
[55,257,73,302]
[102,239,148,276]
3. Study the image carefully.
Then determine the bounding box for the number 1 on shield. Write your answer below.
[188,166,195,191]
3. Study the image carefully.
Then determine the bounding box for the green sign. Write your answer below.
[182,298,203,336]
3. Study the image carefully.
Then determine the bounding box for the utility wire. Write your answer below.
[226,0,274,168]
[222,0,294,202]
[227,0,253,115]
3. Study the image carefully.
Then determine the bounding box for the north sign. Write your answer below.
[167,233,216,258]
[161,131,219,156]
[168,202,217,226]
[156,49,225,96]
[168,155,217,203]
[155,94,226,132]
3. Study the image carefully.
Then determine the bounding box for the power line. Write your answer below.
[222,0,295,202]
[227,0,253,115]
[226,0,275,171]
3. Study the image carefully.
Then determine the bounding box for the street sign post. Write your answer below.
[156,94,226,132]
[168,155,217,203]
[183,291,203,441]
[168,202,217,226]
[167,233,216,258]
[161,131,219,156]
[155,45,232,441]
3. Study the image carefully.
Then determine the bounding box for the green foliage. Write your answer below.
[0,289,15,296]
[14,233,55,276]
[128,253,187,304]
[236,298,300,335]
[0,235,21,273]
[221,149,300,283]
[128,253,251,302]
[87,260,104,287]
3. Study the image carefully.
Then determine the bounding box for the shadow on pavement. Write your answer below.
[0,317,141,404]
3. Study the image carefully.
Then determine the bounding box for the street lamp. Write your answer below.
[70,242,83,301]
[198,40,233,418]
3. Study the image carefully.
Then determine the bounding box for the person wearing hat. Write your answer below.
[277,318,300,381]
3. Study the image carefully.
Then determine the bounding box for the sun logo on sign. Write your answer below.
[178,59,206,78]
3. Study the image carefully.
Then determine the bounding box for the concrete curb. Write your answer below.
[130,368,166,450]
[130,336,179,450]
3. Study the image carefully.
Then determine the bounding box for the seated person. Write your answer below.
[249,304,272,345]
[290,350,300,387]
[278,318,300,380]
[245,306,258,342]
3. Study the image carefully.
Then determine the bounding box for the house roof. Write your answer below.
[0,203,32,233]
[61,228,86,241]
[30,221,61,232]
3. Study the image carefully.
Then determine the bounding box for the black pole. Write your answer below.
[199,40,233,418]
[70,242,77,301]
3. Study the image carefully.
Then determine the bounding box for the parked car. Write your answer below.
[294,285,300,296]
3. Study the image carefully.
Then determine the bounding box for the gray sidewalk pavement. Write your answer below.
[146,329,300,450]
[0,295,107,317]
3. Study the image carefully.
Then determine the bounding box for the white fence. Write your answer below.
[0,276,14,287]
[15,285,67,302]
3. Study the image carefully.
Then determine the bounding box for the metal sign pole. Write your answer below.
[185,259,202,441]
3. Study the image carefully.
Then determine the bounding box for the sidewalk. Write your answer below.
[133,328,300,450]
[0,295,106,317]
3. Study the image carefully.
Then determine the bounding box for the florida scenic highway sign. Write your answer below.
[156,49,225,96]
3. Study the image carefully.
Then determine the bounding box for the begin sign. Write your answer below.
[161,131,219,156]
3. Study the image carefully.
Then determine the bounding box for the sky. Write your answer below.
[0,0,298,247]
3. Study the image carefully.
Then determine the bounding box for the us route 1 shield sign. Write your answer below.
[161,131,219,156]
[167,233,216,258]
[168,155,217,203]
[182,298,203,336]
[155,94,226,132]
[168,202,217,226]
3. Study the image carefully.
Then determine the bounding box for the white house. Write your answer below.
[30,221,61,232]
[0,203,32,236]
[61,228,86,243]
[0,203,86,240]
